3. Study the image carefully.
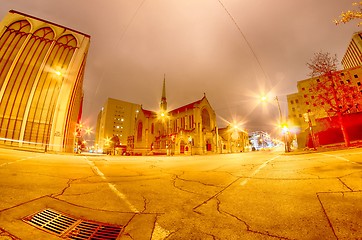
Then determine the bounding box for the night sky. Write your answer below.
[0,0,360,137]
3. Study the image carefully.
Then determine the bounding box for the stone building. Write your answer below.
[218,125,250,153]
[0,10,90,152]
[131,80,218,155]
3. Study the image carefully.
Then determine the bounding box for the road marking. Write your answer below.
[85,158,139,213]
[317,153,358,164]
[0,155,40,167]
[84,157,171,239]
[240,155,280,186]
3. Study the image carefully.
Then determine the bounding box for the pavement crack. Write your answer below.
[218,202,293,240]
[50,176,93,197]
[316,193,338,240]
[171,175,204,195]
[337,177,354,191]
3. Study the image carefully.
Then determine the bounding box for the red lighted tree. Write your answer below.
[307,51,362,147]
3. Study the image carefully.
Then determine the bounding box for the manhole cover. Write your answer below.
[23,209,122,239]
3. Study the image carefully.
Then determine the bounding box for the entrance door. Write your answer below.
[206,140,212,151]
[180,140,185,154]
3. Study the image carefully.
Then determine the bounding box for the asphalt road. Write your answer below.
[0,147,361,239]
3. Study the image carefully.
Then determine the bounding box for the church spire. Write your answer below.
[160,74,167,111]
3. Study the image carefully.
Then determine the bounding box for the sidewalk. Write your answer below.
[284,140,362,155]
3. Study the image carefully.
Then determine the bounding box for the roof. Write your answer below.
[141,108,157,118]
[9,10,91,38]
[169,95,207,114]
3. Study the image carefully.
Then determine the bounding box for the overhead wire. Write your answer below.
[217,0,269,82]
[94,0,147,96]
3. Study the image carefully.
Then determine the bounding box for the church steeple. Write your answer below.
[160,74,167,111]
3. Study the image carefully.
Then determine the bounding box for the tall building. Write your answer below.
[0,10,90,152]
[287,66,362,147]
[342,31,362,69]
[95,98,141,153]
[132,80,218,155]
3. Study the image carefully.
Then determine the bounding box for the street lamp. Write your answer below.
[261,95,289,152]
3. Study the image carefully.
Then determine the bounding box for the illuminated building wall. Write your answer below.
[342,31,362,69]
[95,98,141,153]
[133,94,219,156]
[287,66,362,147]
[0,10,90,152]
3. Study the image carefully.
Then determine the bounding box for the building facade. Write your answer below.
[95,98,141,153]
[131,81,218,155]
[287,66,362,148]
[341,31,362,69]
[0,10,90,152]
[218,125,250,153]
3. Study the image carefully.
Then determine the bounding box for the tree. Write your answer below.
[307,51,362,147]
[334,2,362,26]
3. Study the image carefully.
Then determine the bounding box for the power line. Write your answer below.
[217,0,269,82]
[95,0,147,96]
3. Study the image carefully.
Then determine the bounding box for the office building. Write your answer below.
[95,98,141,153]
[0,10,90,152]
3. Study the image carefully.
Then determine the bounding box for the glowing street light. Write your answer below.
[260,94,289,152]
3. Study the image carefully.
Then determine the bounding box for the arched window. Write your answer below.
[0,20,31,87]
[24,34,77,146]
[201,108,211,131]
[137,121,143,142]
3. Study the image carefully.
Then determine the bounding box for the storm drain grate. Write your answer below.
[23,209,123,240]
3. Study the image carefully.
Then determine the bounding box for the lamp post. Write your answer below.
[261,95,289,153]
[274,96,290,153]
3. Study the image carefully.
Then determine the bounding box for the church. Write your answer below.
[130,80,218,155]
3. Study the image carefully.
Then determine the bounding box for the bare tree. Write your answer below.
[307,51,362,147]
[334,1,362,26]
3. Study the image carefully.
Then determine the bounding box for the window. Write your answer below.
[358,82,361,86]
[354,74,358,78]
[304,94,308,98]
[137,122,143,142]
[295,99,299,104]
[290,100,294,104]
[340,81,344,85]
[306,102,310,105]
[316,79,320,83]
[341,73,345,76]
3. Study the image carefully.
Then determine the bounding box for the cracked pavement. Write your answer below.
[0,147,361,239]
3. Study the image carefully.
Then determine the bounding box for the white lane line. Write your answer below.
[0,155,40,167]
[85,158,140,213]
[240,155,280,186]
[84,157,171,239]
[317,153,358,164]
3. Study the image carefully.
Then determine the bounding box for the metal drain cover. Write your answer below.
[23,209,122,239]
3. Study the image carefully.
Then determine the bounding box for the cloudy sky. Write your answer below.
[0,0,360,135]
